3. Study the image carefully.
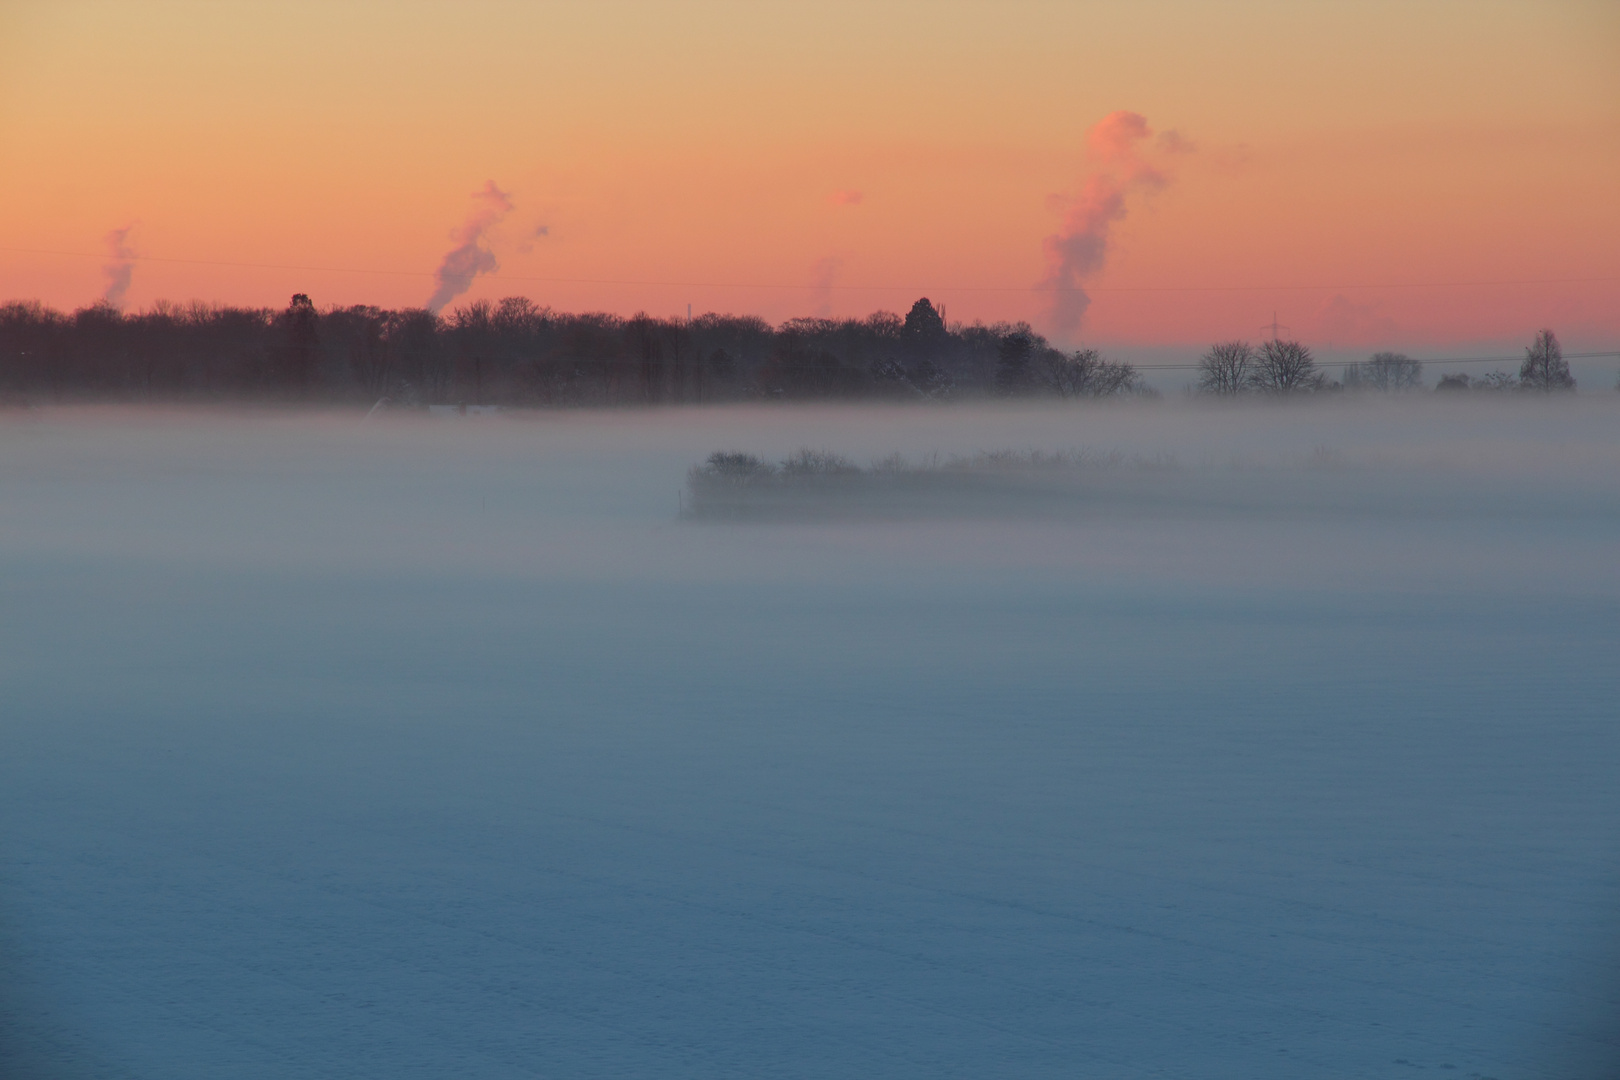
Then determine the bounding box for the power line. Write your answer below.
[3,244,1618,296]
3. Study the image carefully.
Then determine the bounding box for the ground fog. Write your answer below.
[2,398,1618,1079]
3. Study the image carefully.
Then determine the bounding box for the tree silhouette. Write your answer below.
[902,298,947,345]
[1518,329,1574,392]
[342,306,392,398]
[900,297,949,372]
[1344,352,1422,391]
[1250,339,1322,393]
[281,293,320,395]
[1197,341,1254,395]
[627,314,665,402]
[1044,348,1140,397]
[995,327,1036,394]
[14,295,1573,408]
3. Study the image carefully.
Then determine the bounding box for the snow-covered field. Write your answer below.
[2,399,1617,1079]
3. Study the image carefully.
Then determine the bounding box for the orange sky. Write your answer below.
[1,0,1616,347]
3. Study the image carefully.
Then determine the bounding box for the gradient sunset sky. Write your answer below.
[2,0,1616,347]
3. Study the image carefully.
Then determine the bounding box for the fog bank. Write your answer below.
[2,398,1617,1078]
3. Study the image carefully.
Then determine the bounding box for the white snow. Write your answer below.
[1,398,1617,1078]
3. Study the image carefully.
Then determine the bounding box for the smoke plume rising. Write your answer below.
[102,226,136,307]
[426,181,514,314]
[1040,111,1185,336]
[809,256,843,316]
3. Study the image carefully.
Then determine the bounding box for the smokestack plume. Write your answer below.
[1040,111,1187,337]
[102,226,136,307]
[809,256,843,317]
[426,181,514,314]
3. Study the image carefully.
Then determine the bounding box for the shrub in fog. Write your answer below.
[1343,352,1423,391]
[1197,341,1255,395]
[780,449,860,476]
[682,445,1173,520]
[698,451,775,480]
[1437,371,1517,392]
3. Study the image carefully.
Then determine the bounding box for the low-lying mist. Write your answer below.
[2,397,1617,1078]
[3,396,1614,590]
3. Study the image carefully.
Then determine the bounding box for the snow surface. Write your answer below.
[1,399,1618,1079]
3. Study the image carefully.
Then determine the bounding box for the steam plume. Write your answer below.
[1040,111,1185,336]
[809,256,843,317]
[427,181,514,313]
[102,226,136,307]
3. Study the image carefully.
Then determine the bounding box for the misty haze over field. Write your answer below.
[4,0,1615,1073]
[2,398,1618,1078]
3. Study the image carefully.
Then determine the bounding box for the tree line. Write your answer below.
[1195,331,1577,395]
[0,293,1581,405]
[0,295,1145,406]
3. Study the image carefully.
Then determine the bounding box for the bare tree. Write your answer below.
[1044,348,1140,397]
[1518,329,1575,392]
[1344,351,1422,391]
[1197,341,1254,395]
[1250,339,1322,394]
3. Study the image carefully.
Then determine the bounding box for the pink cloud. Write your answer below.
[829,189,864,206]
